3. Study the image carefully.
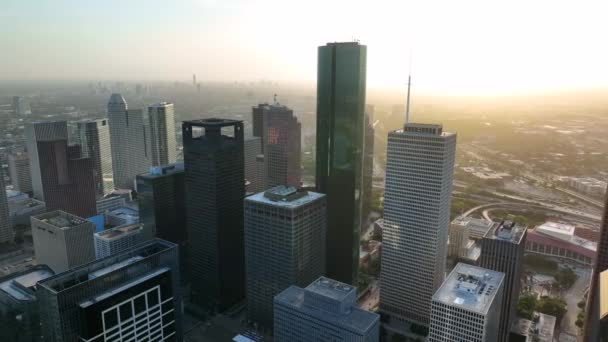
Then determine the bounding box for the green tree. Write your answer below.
[554,267,578,290]
[537,297,567,321]
[517,294,538,320]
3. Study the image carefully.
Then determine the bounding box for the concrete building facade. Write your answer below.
[77,118,115,196]
[148,102,177,167]
[8,152,32,194]
[94,223,143,259]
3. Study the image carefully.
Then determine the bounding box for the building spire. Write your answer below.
[405,52,412,126]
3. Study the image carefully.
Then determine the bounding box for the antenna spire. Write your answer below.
[405,51,413,126]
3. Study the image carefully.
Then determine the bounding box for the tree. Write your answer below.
[517,294,538,320]
[537,297,567,321]
[554,267,578,290]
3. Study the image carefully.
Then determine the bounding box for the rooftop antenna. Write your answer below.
[273,93,278,105]
[405,51,413,125]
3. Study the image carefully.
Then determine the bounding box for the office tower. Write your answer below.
[274,276,380,342]
[0,175,13,243]
[37,239,182,342]
[362,110,375,218]
[94,223,143,259]
[244,137,263,193]
[479,220,527,342]
[449,217,471,258]
[31,210,95,273]
[137,164,187,262]
[244,186,326,328]
[0,265,54,342]
[601,270,608,341]
[428,263,504,342]
[77,118,115,196]
[183,119,245,310]
[315,42,367,285]
[107,93,151,189]
[251,103,301,188]
[148,102,177,167]
[105,206,139,227]
[12,96,32,116]
[8,152,32,193]
[36,141,97,217]
[25,121,69,200]
[380,123,457,326]
[585,188,608,340]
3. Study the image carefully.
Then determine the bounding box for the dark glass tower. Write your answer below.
[315,42,367,285]
[183,119,245,311]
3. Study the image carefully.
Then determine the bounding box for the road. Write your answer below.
[561,267,591,337]
[555,187,604,208]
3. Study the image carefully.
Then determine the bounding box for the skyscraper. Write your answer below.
[12,96,32,116]
[36,141,97,217]
[380,123,457,326]
[8,151,32,194]
[25,121,69,200]
[315,41,367,285]
[274,277,380,342]
[244,137,263,193]
[479,219,527,342]
[148,102,177,167]
[107,94,151,189]
[77,118,115,196]
[37,239,182,342]
[244,186,326,328]
[0,175,13,244]
[251,103,302,188]
[31,210,96,273]
[183,118,245,311]
[428,263,504,342]
[137,163,187,266]
[585,187,608,340]
[362,109,375,218]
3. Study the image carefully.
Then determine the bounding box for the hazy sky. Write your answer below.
[1,0,607,94]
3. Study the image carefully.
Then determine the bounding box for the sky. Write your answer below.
[1,0,607,94]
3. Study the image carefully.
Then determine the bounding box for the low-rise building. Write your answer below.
[526,221,596,265]
[509,312,556,342]
[94,224,143,259]
[106,206,139,227]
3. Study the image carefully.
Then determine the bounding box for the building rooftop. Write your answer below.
[107,207,139,220]
[38,239,176,293]
[183,118,242,127]
[393,123,455,137]
[275,277,379,335]
[433,263,504,315]
[95,224,142,241]
[0,265,54,301]
[246,186,325,208]
[485,220,526,244]
[511,312,556,342]
[33,210,87,229]
[108,93,126,105]
[149,102,173,108]
[536,221,576,240]
[139,163,184,179]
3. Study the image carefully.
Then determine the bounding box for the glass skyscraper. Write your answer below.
[315,42,367,285]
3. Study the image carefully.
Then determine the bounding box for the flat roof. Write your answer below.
[33,210,87,229]
[183,118,242,127]
[149,102,173,108]
[108,207,138,218]
[537,221,576,237]
[0,266,54,301]
[95,224,142,241]
[485,220,526,244]
[306,276,355,303]
[246,186,324,209]
[138,163,184,179]
[433,263,504,315]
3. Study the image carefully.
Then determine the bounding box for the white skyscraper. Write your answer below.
[77,118,114,196]
[148,102,177,167]
[107,94,151,189]
[0,175,13,243]
[24,121,69,200]
[93,223,143,259]
[429,263,504,342]
[380,123,457,326]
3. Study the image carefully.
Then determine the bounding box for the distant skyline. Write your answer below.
[1,0,607,94]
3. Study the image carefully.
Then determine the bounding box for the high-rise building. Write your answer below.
[8,152,32,194]
[428,263,504,342]
[585,187,608,340]
[0,265,54,342]
[274,276,380,342]
[315,41,367,285]
[183,118,245,311]
[600,270,608,341]
[0,175,13,244]
[380,123,457,326]
[36,141,97,217]
[12,96,32,116]
[31,210,95,273]
[107,94,151,189]
[251,103,301,188]
[25,121,69,200]
[148,102,177,167]
[37,239,182,342]
[244,186,326,328]
[449,217,472,258]
[244,137,263,193]
[94,223,143,259]
[362,109,375,218]
[77,118,114,196]
[479,219,527,342]
[137,164,187,272]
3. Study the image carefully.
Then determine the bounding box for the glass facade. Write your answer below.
[315,42,367,285]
